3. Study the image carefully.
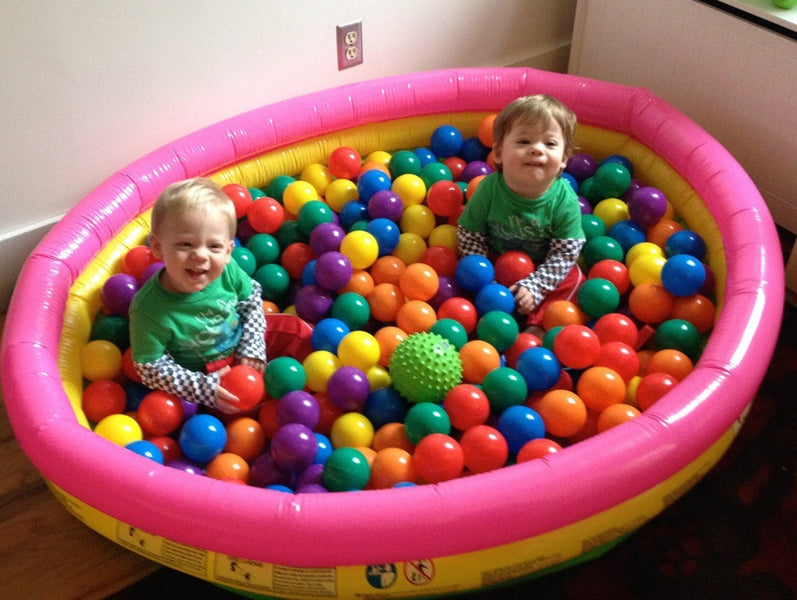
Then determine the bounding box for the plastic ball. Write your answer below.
[528,389,588,438]
[312,251,353,292]
[340,230,379,270]
[592,198,630,230]
[330,412,375,449]
[369,447,417,489]
[101,273,139,317]
[368,283,406,323]
[364,388,408,431]
[576,277,620,318]
[392,232,427,265]
[665,229,707,260]
[459,425,508,474]
[94,413,143,447]
[475,310,518,353]
[628,282,673,324]
[389,332,463,403]
[421,245,458,278]
[636,372,679,411]
[323,447,371,491]
[428,223,458,250]
[582,235,625,269]
[474,282,515,315]
[372,326,407,367]
[271,422,318,472]
[80,339,122,381]
[588,259,630,296]
[368,190,404,222]
[324,178,359,214]
[370,255,406,286]
[647,348,694,381]
[458,339,501,384]
[404,401,451,445]
[576,366,626,412]
[661,254,706,297]
[429,125,463,158]
[516,438,563,462]
[496,405,545,454]
[246,233,281,266]
[481,366,528,411]
[436,297,478,333]
[553,324,601,369]
[253,263,290,301]
[396,300,437,335]
[326,366,370,412]
[137,390,184,436]
[565,153,597,182]
[337,330,381,371]
[477,114,496,147]
[338,199,369,230]
[82,379,127,424]
[597,404,641,433]
[178,414,226,463]
[399,262,439,302]
[281,180,318,216]
[581,214,607,240]
[627,186,667,228]
[412,433,464,483]
[428,275,462,309]
[388,150,422,177]
[391,173,427,207]
[399,204,436,238]
[608,219,646,254]
[541,300,587,330]
[357,168,392,202]
[515,346,561,392]
[224,417,266,461]
[274,390,319,430]
[247,196,284,234]
[426,180,464,217]
[503,332,543,369]
[428,318,468,350]
[594,162,631,198]
[594,341,640,382]
[126,439,165,464]
[302,350,341,393]
[654,318,702,360]
[331,292,370,330]
[442,384,489,431]
[328,146,362,179]
[455,254,495,292]
[669,293,716,334]
[493,250,535,287]
[293,284,334,323]
[308,222,344,256]
[311,318,350,354]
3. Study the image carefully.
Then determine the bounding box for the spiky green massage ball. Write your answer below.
[389,332,463,404]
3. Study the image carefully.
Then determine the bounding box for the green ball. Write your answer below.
[594,162,631,198]
[331,292,370,330]
[577,277,620,319]
[253,263,290,301]
[420,162,453,188]
[265,356,306,399]
[404,402,451,444]
[542,325,563,351]
[388,150,422,177]
[429,318,468,350]
[389,332,462,404]
[231,246,257,276]
[481,366,528,411]
[323,447,371,491]
[246,233,281,266]
[265,174,295,201]
[274,220,304,248]
[655,318,702,361]
[581,214,607,240]
[582,235,624,269]
[90,313,130,351]
[297,200,335,235]
[476,311,519,353]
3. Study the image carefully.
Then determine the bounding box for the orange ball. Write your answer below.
[370,256,406,286]
[224,417,266,461]
[646,217,683,248]
[647,349,694,381]
[340,269,375,297]
[528,389,587,437]
[477,114,497,147]
[262,300,280,314]
[372,422,415,453]
[576,366,626,412]
[669,293,716,334]
[369,447,417,489]
[205,452,250,484]
[597,403,641,433]
[367,283,405,323]
[459,340,501,384]
[628,282,674,324]
[466,175,487,200]
[398,262,439,301]
[542,300,587,331]
[396,300,437,334]
[374,326,408,367]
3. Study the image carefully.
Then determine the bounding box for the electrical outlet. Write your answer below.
[336,21,363,70]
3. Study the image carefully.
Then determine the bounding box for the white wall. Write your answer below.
[0,0,576,311]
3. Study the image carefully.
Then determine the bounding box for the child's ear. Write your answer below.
[492,143,503,165]
[149,232,163,259]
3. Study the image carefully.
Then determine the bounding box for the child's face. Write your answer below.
[150,207,234,294]
[493,119,568,199]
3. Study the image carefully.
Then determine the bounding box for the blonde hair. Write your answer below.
[492,94,577,165]
[151,178,237,239]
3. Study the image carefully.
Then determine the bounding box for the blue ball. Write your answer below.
[601,154,635,176]
[430,125,463,158]
[458,136,490,162]
[364,387,408,430]
[179,414,227,464]
[514,346,561,391]
[608,219,647,253]
[665,229,707,261]
[301,258,318,286]
[126,439,164,464]
[413,147,437,166]
[338,199,370,230]
[366,217,401,255]
[561,172,579,193]
[661,254,706,297]
[496,405,546,454]
[357,169,392,202]
[474,282,516,315]
[455,254,495,292]
[311,317,350,353]
[313,433,334,465]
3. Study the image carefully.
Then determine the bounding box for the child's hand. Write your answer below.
[214,365,242,414]
[510,284,538,315]
[236,356,266,374]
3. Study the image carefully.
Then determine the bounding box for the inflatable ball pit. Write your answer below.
[1,68,785,599]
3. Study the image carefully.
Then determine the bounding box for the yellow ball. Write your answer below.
[366,364,392,390]
[94,414,142,446]
[330,412,375,449]
[337,330,380,371]
[340,230,379,269]
[428,224,458,250]
[391,173,427,207]
[364,150,392,167]
[628,253,666,286]
[625,241,665,267]
[300,163,334,196]
[80,339,122,381]
[282,180,319,216]
[324,178,359,213]
[392,232,427,265]
[626,375,642,408]
[400,204,436,239]
[302,350,341,393]
[593,198,630,230]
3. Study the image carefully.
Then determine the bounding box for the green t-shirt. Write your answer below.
[129,260,254,372]
[458,173,584,263]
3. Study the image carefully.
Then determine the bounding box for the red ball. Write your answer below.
[247,196,285,234]
[460,425,509,474]
[426,180,464,217]
[594,341,640,382]
[82,379,127,423]
[443,384,490,430]
[280,242,316,280]
[437,297,478,333]
[494,250,535,287]
[503,332,542,369]
[122,245,158,281]
[588,259,630,295]
[516,438,563,462]
[636,372,679,411]
[420,246,458,278]
[412,433,464,483]
[147,435,183,463]
[552,324,601,369]
[328,146,362,180]
[592,313,639,347]
[137,390,185,436]
[220,365,266,412]
[222,183,253,219]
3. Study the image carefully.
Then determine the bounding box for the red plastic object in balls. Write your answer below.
[220,365,266,411]
[494,250,535,287]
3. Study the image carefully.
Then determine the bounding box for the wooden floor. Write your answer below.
[0,313,160,599]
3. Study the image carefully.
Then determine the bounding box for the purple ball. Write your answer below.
[277,390,321,429]
[565,153,597,182]
[270,423,318,472]
[296,462,325,487]
[309,222,345,255]
[428,276,462,309]
[367,190,404,222]
[249,452,292,488]
[180,398,199,420]
[326,366,370,411]
[314,251,353,291]
[140,261,163,285]
[627,186,668,228]
[459,160,493,183]
[578,196,592,215]
[166,458,204,475]
[293,284,333,323]
[295,483,330,494]
[101,273,139,316]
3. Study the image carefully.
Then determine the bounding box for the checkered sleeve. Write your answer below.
[515,237,586,305]
[236,279,267,363]
[457,224,490,257]
[135,353,220,408]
